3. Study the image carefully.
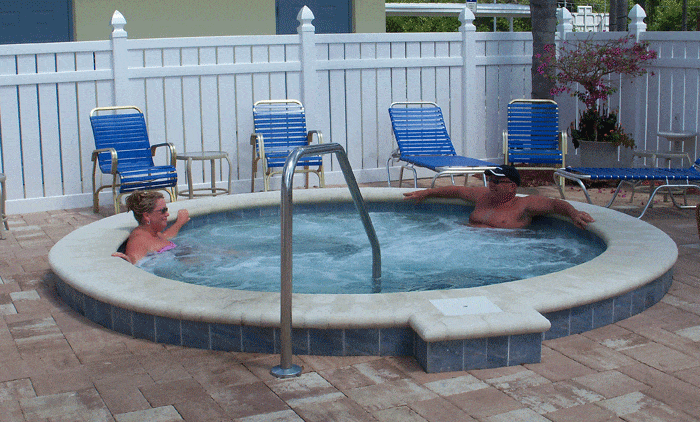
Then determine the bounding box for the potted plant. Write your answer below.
[537,35,657,167]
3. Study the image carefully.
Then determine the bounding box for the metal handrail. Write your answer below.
[271,143,381,378]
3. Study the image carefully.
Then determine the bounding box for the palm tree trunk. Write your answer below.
[609,0,618,31]
[616,0,629,31]
[530,0,557,99]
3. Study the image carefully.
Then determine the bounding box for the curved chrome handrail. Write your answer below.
[272,143,381,378]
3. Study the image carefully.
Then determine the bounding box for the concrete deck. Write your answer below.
[1,179,699,421]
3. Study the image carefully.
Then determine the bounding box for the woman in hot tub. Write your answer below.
[112,191,190,264]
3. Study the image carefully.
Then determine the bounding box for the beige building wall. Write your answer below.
[73,0,385,41]
[354,0,385,33]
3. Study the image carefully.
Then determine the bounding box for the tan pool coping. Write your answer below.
[48,187,677,343]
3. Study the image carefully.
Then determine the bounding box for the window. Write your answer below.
[276,0,352,34]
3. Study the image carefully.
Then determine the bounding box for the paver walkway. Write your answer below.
[1,180,699,421]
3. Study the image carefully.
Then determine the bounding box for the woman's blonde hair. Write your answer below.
[126,191,164,224]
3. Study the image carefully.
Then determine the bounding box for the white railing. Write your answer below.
[386,3,607,33]
[571,6,609,32]
[0,5,698,213]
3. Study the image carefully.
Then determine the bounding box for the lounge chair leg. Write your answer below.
[92,172,100,213]
[554,171,592,204]
[554,173,566,199]
[639,184,681,218]
[251,159,257,192]
[318,168,325,188]
[386,158,393,187]
[605,182,627,208]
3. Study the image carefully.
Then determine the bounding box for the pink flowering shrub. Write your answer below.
[537,35,657,109]
[537,35,657,148]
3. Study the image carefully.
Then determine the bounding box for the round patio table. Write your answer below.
[176,151,232,199]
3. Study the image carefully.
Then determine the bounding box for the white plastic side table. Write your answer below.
[176,151,232,199]
[656,131,697,167]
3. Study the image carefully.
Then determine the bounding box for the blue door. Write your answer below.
[0,0,73,44]
[276,0,352,34]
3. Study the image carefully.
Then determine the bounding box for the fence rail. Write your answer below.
[0,6,698,214]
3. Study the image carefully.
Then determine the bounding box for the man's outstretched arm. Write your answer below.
[525,196,595,229]
[403,186,485,203]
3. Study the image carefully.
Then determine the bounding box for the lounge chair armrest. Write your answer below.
[151,142,177,166]
[560,131,568,155]
[92,148,118,174]
[251,133,263,146]
[307,130,323,144]
[250,133,265,157]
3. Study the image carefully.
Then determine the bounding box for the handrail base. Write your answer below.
[271,364,303,378]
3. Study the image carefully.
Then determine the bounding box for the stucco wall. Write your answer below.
[355,0,386,33]
[73,0,385,40]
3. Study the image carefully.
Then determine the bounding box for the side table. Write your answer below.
[176,151,232,199]
[656,131,697,168]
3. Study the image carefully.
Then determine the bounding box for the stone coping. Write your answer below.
[48,188,677,343]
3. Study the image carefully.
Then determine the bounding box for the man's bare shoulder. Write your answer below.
[518,193,568,214]
[461,185,489,200]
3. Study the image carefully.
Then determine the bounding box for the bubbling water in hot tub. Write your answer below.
[137,203,605,294]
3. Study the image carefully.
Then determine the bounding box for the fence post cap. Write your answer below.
[557,7,573,20]
[111,10,127,38]
[629,3,647,19]
[459,6,476,32]
[297,6,315,33]
[628,4,647,37]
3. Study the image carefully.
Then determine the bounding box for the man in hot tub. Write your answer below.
[403,165,594,229]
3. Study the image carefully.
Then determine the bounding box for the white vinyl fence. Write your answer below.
[571,6,609,32]
[0,5,697,213]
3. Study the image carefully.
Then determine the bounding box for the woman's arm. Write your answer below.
[112,231,150,264]
[162,209,190,239]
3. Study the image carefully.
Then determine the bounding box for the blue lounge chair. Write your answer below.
[503,99,567,175]
[250,100,325,192]
[387,102,496,188]
[90,106,178,214]
[554,160,700,218]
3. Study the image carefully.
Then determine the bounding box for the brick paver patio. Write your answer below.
[1,180,699,421]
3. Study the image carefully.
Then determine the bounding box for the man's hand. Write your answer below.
[570,210,595,229]
[403,190,426,203]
